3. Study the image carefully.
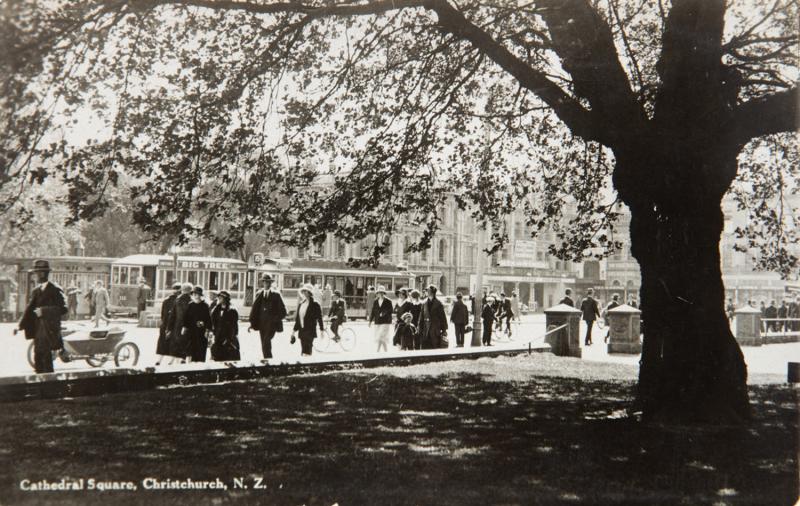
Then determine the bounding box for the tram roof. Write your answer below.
[114,254,246,266]
[0,255,116,266]
[280,259,411,276]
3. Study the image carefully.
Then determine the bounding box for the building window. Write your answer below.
[337,240,346,259]
[438,239,447,263]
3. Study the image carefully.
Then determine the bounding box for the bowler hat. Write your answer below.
[333,290,342,297]
[29,259,50,273]
[172,282,181,290]
[260,273,274,282]
[192,286,204,296]
[218,290,231,300]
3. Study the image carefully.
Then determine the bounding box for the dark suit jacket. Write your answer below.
[159,293,177,338]
[420,297,447,348]
[481,303,496,322]
[19,282,68,351]
[294,299,324,338]
[250,289,287,333]
[369,298,394,325]
[580,297,600,322]
[560,296,574,307]
[450,300,469,325]
[328,299,347,322]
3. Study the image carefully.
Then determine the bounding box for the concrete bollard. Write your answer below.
[734,306,762,347]
[544,304,582,358]
[606,304,642,354]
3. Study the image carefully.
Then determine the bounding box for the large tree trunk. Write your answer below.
[616,150,750,424]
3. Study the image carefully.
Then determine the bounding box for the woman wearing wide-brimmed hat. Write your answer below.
[211,291,240,361]
[292,283,324,356]
[184,286,212,362]
[369,285,394,352]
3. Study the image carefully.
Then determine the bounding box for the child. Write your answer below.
[395,312,417,350]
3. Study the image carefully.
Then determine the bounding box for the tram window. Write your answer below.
[209,271,219,291]
[129,267,141,284]
[112,267,120,285]
[119,267,129,285]
[376,277,393,291]
[187,271,197,285]
[230,273,240,291]
[284,274,303,289]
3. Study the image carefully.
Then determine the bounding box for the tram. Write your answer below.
[246,256,415,317]
[109,254,248,313]
[0,256,114,318]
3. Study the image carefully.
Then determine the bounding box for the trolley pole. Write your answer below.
[471,224,487,347]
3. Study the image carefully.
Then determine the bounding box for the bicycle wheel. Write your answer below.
[314,332,333,353]
[338,328,356,351]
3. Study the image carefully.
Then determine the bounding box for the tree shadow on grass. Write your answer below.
[0,370,796,505]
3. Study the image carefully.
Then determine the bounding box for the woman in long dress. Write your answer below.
[210,290,240,361]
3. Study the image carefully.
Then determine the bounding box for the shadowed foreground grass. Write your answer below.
[0,355,796,505]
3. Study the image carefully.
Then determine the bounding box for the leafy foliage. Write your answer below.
[0,0,797,273]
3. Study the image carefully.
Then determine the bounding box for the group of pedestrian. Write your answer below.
[156,282,240,365]
[369,284,453,352]
[760,297,800,332]
[478,291,520,346]
[559,288,637,346]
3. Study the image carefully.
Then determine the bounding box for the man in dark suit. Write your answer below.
[580,288,600,346]
[328,290,347,339]
[249,274,287,359]
[18,260,68,373]
[419,285,448,349]
[449,292,469,347]
[560,288,574,307]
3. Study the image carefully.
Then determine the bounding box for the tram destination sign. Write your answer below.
[158,259,247,271]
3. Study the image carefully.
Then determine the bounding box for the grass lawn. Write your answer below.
[0,354,796,505]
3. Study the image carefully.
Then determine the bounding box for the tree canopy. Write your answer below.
[2,0,796,267]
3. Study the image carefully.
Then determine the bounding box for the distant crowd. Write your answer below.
[727,297,800,332]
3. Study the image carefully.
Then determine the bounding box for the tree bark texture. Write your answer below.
[616,150,750,423]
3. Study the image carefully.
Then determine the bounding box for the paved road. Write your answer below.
[1,317,796,379]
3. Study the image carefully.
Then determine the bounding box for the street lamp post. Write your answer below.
[471,224,487,346]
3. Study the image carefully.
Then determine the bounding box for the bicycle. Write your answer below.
[314,319,357,353]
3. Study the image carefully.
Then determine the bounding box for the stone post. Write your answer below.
[734,306,762,346]
[544,304,582,358]
[607,304,642,354]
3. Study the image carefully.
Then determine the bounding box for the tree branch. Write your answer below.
[535,0,645,146]
[423,0,606,144]
[729,87,799,145]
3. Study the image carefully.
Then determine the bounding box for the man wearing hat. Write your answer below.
[249,273,287,359]
[136,277,151,319]
[328,290,347,340]
[156,282,181,366]
[368,285,394,352]
[18,260,68,373]
[481,295,497,346]
[419,284,448,349]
